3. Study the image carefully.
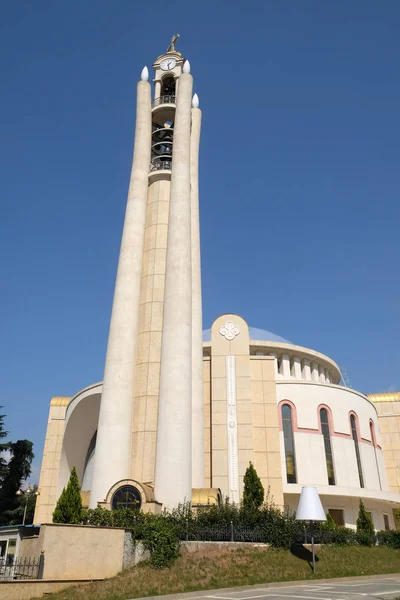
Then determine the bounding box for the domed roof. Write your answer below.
[202,327,292,344]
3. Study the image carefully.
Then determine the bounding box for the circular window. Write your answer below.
[111,485,142,510]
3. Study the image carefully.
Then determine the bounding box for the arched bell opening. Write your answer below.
[150,120,174,172]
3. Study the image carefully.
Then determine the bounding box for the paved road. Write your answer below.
[134,575,400,600]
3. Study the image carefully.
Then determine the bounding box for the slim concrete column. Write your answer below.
[302,359,312,381]
[319,368,326,383]
[311,362,320,382]
[155,72,194,508]
[190,104,205,489]
[282,354,291,380]
[326,371,331,384]
[293,356,302,379]
[89,79,151,508]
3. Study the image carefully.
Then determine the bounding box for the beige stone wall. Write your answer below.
[0,581,91,600]
[132,174,170,485]
[250,357,284,507]
[34,400,68,524]
[24,524,124,580]
[374,400,400,493]
[19,535,42,560]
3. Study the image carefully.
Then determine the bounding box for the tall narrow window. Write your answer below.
[370,420,382,491]
[350,414,364,488]
[282,404,297,483]
[320,408,335,485]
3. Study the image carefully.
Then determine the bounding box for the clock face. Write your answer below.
[160,58,176,71]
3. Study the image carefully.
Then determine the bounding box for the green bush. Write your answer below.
[141,515,180,568]
[376,530,400,549]
[81,507,113,527]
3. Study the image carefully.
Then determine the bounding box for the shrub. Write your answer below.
[356,499,375,546]
[53,467,82,524]
[141,515,180,568]
[243,462,264,511]
[376,530,400,549]
[324,513,337,530]
[81,507,113,527]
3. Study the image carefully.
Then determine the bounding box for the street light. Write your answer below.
[296,486,326,574]
[16,488,40,525]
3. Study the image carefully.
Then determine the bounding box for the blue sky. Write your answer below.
[1,0,399,479]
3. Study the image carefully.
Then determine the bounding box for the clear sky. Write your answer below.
[1,1,399,479]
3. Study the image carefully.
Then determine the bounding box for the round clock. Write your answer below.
[160,57,176,71]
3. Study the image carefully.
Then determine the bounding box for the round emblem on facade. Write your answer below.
[219,321,240,341]
[229,421,236,428]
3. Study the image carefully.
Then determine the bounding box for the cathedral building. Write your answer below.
[34,42,400,530]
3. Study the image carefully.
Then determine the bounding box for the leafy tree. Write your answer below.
[53,467,83,524]
[0,407,9,484]
[0,440,34,524]
[356,499,375,546]
[3,484,39,525]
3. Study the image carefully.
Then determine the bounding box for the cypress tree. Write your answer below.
[356,499,375,545]
[53,466,83,524]
[243,462,264,510]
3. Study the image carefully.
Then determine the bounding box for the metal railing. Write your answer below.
[152,95,176,108]
[149,159,172,172]
[0,556,43,580]
[179,521,265,543]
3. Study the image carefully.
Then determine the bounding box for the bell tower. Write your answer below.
[89,37,204,510]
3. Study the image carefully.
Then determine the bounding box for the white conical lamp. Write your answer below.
[296,486,326,521]
[296,486,326,574]
[141,66,149,81]
[183,60,191,74]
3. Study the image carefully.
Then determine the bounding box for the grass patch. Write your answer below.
[40,545,400,600]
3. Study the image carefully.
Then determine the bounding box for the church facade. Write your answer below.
[34,43,400,530]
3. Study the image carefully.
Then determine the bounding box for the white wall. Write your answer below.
[277,382,387,493]
[58,392,101,494]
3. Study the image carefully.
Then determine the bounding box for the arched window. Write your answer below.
[111,485,142,510]
[370,420,382,490]
[161,75,176,98]
[320,408,335,485]
[282,404,297,483]
[350,414,364,488]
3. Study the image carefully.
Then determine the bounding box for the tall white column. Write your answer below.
[311,362,319,382]
[282,354,291,379]
[190,102,205,489]
[89,78,151,508]
[319,368,326,383]
[293,356,302,379]
[302,359,312,381]
[155,71,194,508]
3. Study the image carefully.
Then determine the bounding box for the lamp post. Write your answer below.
[16,488,39,525]
[295,486,326,574]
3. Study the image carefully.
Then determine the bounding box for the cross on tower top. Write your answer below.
[167,34,180,53]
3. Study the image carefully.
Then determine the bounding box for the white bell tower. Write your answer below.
[90,37,204,510]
